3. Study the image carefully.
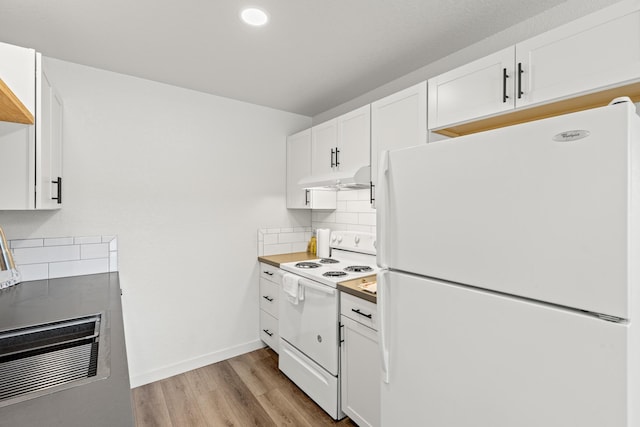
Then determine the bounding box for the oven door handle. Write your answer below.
[298,278,336,295]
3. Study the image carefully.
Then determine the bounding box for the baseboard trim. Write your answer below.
[129,339,266,388]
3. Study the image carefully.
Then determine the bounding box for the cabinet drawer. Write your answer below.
[341,292,377,330]
[260,263,283,283]
[260,310,279,353]
[259,278,279,318]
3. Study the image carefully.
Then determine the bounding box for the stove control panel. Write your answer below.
[329,231,376,255]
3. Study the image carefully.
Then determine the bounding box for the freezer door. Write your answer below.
[379,102,638,319]
[380,271,628,427]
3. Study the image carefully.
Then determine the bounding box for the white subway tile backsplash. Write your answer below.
[10,235,118,281]
[44,237,74,246]
[337,191,360,201]
[347,200,374,213]
[17,264,49,281]
[81,243,110,260]
[280,227,294,233]
[264,243,293,256]
[335,212,359,224]
[10,239,44,249]
[74,236,102,245]
[14,245,80,265]
[279,232,305,244]
[291,242,308,252]
[357,189,371,201]
[49,258,110,279]
[109,252,118,272]
[263,233,278,245]
[358,213,376,226]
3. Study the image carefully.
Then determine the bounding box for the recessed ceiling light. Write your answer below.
[241,8,269,26]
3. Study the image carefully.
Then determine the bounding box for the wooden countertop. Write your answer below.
[338,275,377,304]
[258,252,318,267]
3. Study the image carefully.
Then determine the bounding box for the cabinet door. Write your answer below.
[517,1,640,108]
[336,105,370,174]
[286,129,312,209]
[286,129,336,210]
[36,65,63,210]
[371,82,426,206]
[428,47,515,130]
[341,315,380,427]
[0,41,36,118]
[311,119,337,177]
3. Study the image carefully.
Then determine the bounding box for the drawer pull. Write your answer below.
[263,271,274,276]
[263,329,274,337]
[352,308,372,319]
[262,295,274,302]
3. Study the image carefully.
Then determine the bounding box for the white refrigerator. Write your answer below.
[376,100,640,427]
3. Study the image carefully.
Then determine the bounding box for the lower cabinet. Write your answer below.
[340,292,380,427]
[259,263,283,353]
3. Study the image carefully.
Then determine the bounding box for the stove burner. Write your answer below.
[319,258,339,264]
[322,271,348,278]
[344,265,374,273]
[295,262,321,269]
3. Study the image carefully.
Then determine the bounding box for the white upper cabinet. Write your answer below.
[428,48,515,130]
[371,82,427,207]
[310,105,371,180]
[428,0,640,136]
[287,129,336,210]
[517,0,640,107]
[0,53,63,210]
[336,105,370,174]
[310,119,338,177]
[0,41,35,124]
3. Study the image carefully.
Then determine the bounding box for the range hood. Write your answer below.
[298,165,371,190]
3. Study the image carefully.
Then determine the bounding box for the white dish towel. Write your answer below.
[282,273,302,305]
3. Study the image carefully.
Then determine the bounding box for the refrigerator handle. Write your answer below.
[377,269,390,384]
[376,150,389,269]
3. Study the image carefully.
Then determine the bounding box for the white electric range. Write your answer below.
[278,231,377,420]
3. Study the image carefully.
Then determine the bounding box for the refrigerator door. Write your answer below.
[378,102,638,319]
[380,271,628,427]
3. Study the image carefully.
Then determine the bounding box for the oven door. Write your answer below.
[279,277,339,375]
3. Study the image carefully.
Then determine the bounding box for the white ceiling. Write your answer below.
[0,0,569,117]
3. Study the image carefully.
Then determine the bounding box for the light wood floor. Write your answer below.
[132,348,357,427]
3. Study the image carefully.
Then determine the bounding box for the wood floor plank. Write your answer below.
[195,388,243,427]
[211,361,277,427]
[159,374,209,427]
[133,348,360,427]
[256,387,315,427]
[131,381,173,427]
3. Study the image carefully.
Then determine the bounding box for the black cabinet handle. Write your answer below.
[331,148,336,168]
[370,182,375,204]
[517,62,524,99]
[502,68,509,103]
[352,308,372,319]
[335,147,340,167]
[51,177,62,204]
[263,271,274,276]
[305,189,310,205]
[263,329,274,337]
[262,295,274,302]
[339,323,344,344]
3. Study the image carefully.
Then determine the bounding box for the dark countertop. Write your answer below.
[0,273,134,427]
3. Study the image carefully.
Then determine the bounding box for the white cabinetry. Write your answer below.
[286,129,336,209]
[429,0,640,136]
[340,292,380,427]
[370,82,427,206]
[259,263,284,352]
[0,52,63,210]
[0,41,35,124]
[308,105,371,184]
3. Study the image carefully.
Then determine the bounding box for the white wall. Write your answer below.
[313,0,623,124]
[312,189,376,234]
[0,58,311,387]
